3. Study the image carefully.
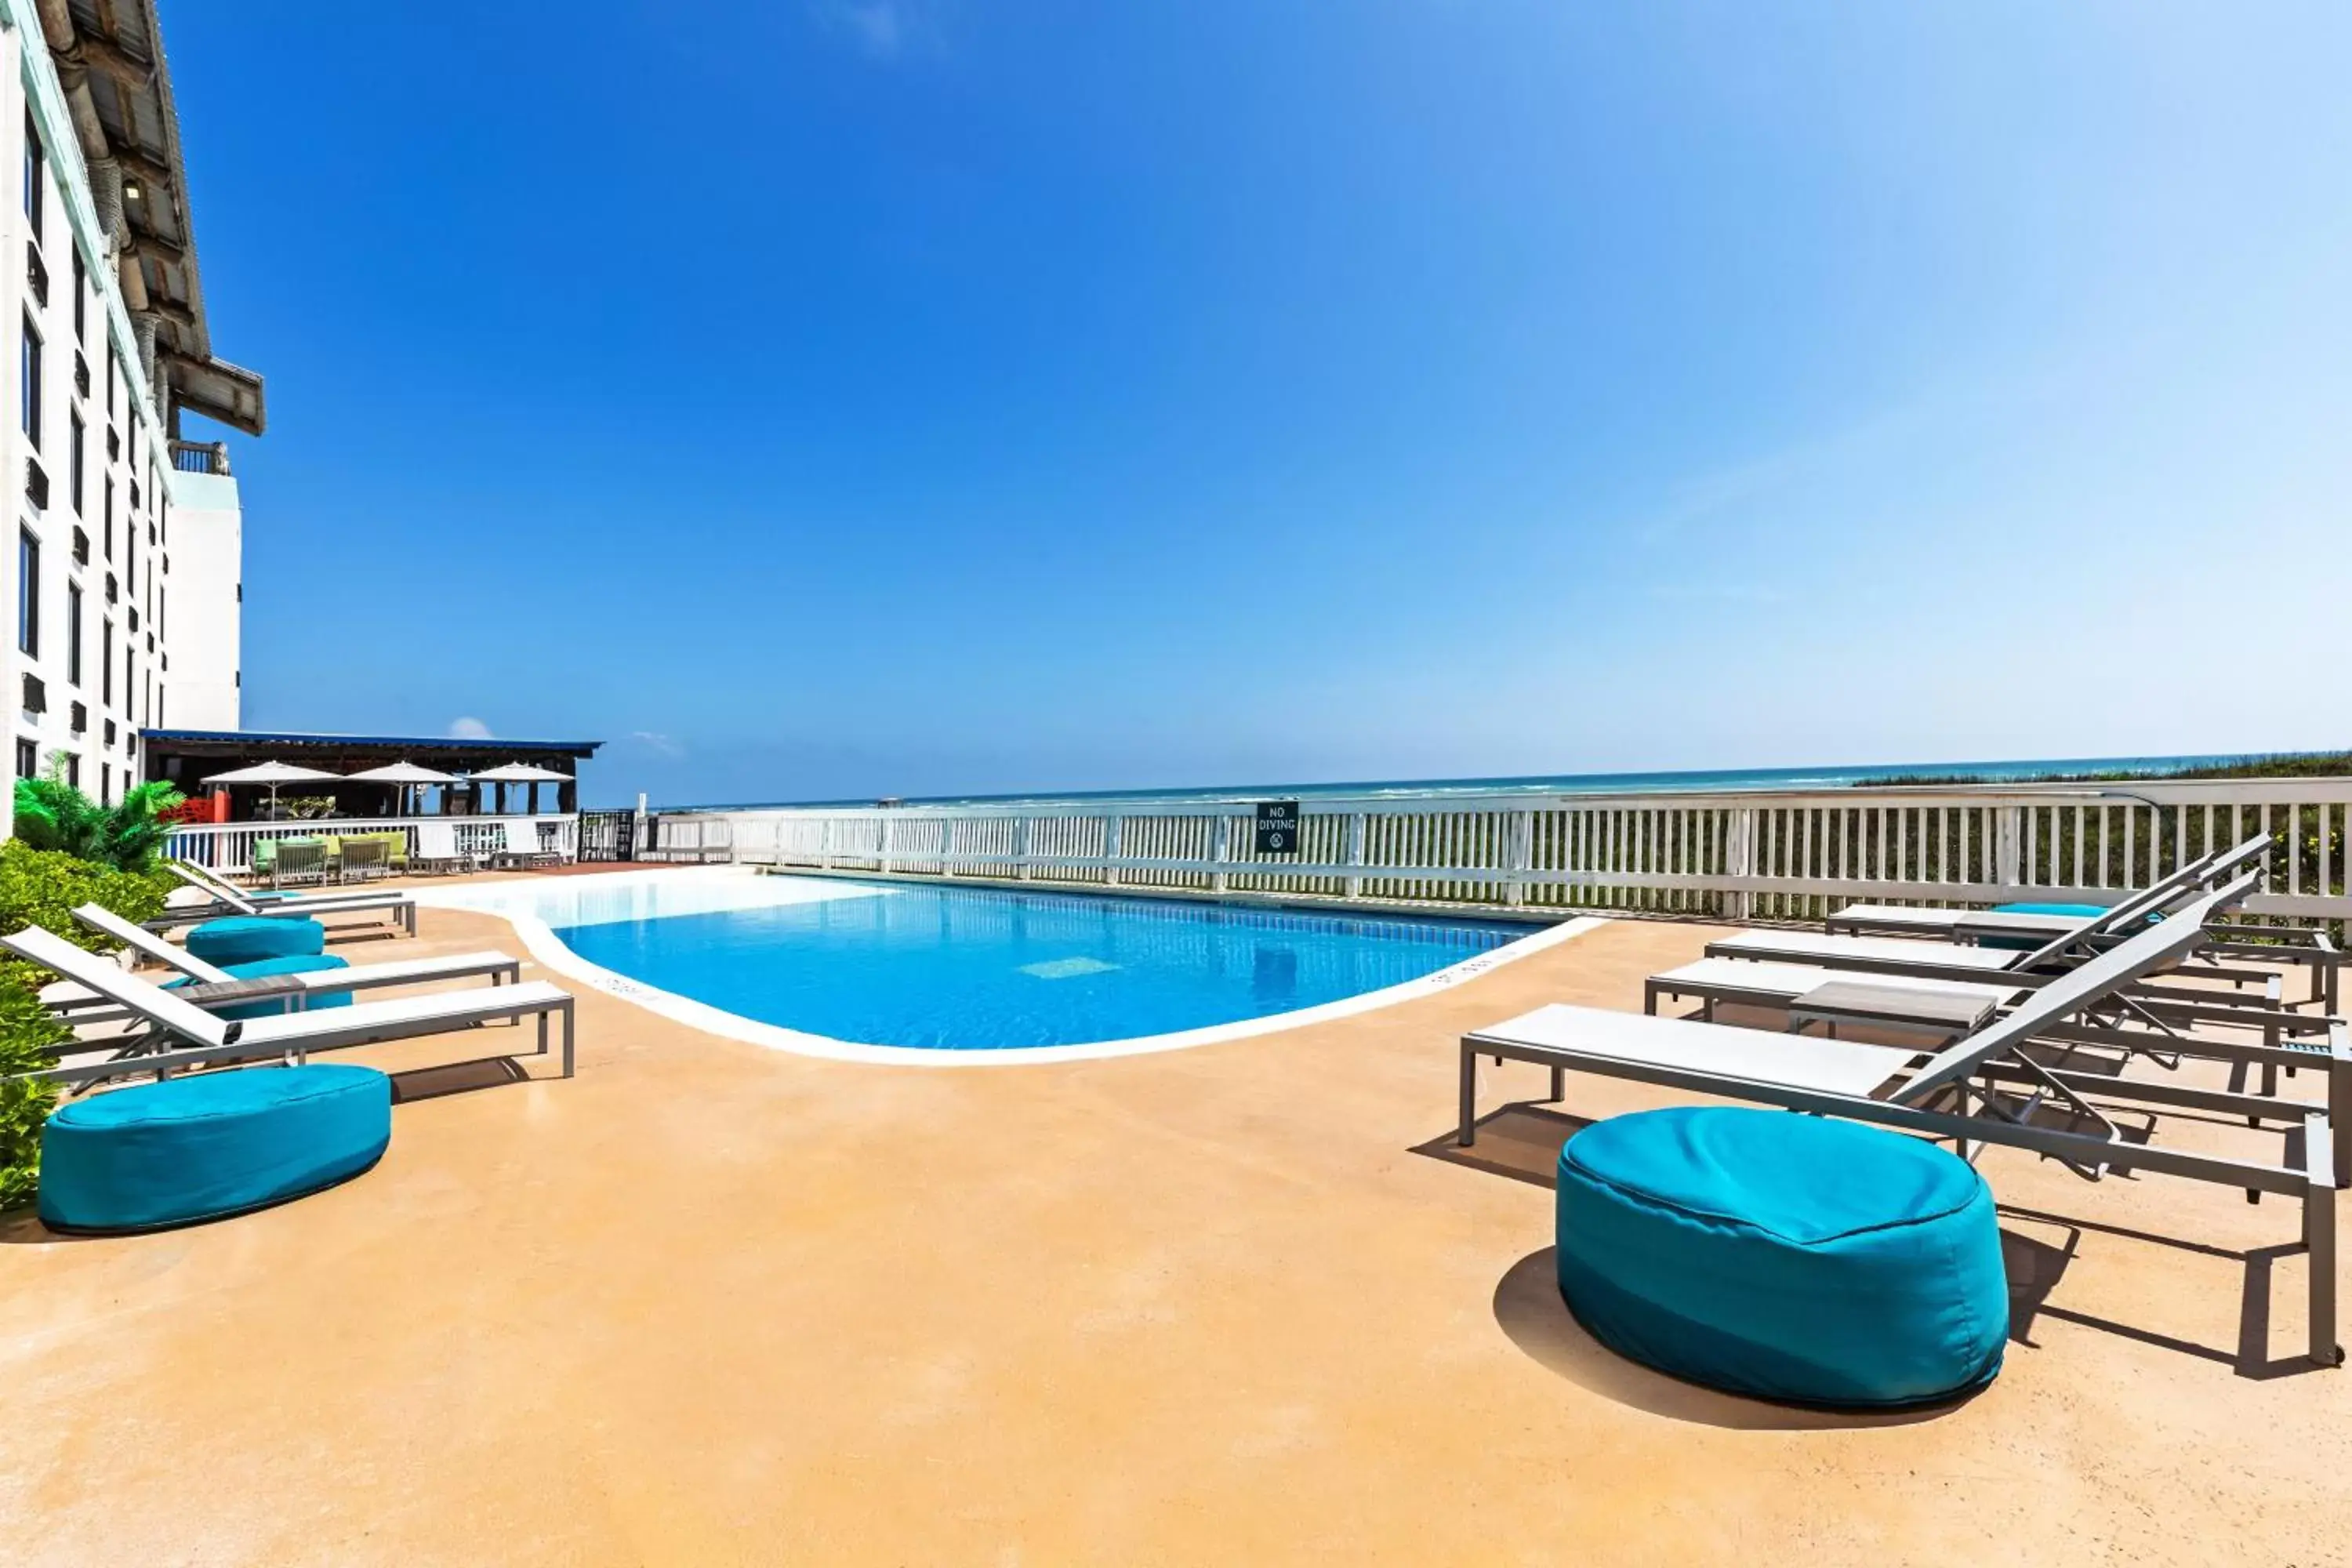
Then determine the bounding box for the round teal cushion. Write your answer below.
[1555,1107,2008,1408]
[185,916,327,965]
[164,953,354,1020]
[38,1065,391,1234]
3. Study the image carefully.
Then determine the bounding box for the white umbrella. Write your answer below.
[345,762,462,817]
[468,761,572,816]
[201,760,343,819]
[466,763,572,782]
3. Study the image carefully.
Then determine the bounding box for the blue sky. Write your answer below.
[165,2,2352,806]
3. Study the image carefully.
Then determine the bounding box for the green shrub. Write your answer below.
[0,984,65,1210]
[12,765,185,873]
[0,838,173,946]
[0,841,175,1210]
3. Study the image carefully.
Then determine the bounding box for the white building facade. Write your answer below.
[0,0,260,829]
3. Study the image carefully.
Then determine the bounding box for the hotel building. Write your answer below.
[0,0,261,832]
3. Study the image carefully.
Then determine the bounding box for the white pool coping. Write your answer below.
[413,866,1609,1068]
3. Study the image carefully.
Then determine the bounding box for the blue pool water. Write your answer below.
[549,879,1525,1049]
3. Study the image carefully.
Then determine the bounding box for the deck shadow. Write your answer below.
[1410,1102,1591,1188]
[1996,1205,2329,1380]
[390,1054,533,1104]
[1490,1247,1980,1430]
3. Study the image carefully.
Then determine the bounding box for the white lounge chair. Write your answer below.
[42,904,524,1023]
[492,819,561,870]
[1823,834,2268,943]
[159,861,418,937]
[412,820,478,874]
[2,925,575,1085]
[1703,857,2285,996]
[1457,873,2347,1367]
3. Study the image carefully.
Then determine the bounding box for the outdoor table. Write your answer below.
[1785,979,2003,1047]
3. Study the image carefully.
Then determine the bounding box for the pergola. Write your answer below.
[141,729,603,823]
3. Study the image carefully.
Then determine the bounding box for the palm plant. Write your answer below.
[11,764,184,872]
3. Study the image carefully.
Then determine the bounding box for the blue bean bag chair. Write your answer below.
[1991,902,2106,918]
[1555,1106,2008,1408]
[185,915,327,966]
[38,1065,391,1235]
[164,953,354,1020]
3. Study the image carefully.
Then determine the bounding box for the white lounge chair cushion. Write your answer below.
[1650,958,2024,1009]
[1473,1004,1921,1098]
[233,982,569,1048]
[1708,930,2024,972]
[274,951,517,993]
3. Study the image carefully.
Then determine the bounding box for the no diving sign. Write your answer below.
[1254,800,1301,855]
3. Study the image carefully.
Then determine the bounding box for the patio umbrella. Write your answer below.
[468,761,572,815]
[200,760,343,819]
[344,762,461,817]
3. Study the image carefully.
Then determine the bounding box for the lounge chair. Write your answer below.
[1823,833,2267,942]
[412,820,479,875]
[1456,873,2348,1367]
[158,861,418,937]
[43,904,523,1023]
[1,925,575,1085]
[492,819,561,870]
[1702,852,2297,998]
[1643,954,2327,1062]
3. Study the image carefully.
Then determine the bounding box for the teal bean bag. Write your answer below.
[38,1065,391,1234]
[165,953,354,1020]
[1555,1107,2008,1408]
[186,915,327,966]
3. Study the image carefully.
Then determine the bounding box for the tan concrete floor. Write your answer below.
[2,902,2348,1565]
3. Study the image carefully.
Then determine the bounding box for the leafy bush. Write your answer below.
[0,841,174,1210]
[13,765,186,873]
[0,985,67,1210]
[0,838,172,944]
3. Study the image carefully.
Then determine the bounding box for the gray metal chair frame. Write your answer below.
[2,926,575,1086]
[1458,874,2347,1368]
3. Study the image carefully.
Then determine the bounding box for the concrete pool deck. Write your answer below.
[2,900,2347,1563]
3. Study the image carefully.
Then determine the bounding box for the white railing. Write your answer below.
[163,815,579,876]
[646,779,2352,925]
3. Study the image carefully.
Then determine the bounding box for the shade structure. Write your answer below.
[345,762,463,818]
[200,760,343,820]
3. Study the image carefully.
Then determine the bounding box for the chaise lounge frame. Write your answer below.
[1457,873,2347,1367]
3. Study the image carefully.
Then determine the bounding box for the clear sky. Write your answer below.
[164,2,2352,806]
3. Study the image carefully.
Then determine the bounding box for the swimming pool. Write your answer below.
[423,869,1566,1058]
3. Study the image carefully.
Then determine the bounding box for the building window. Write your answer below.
[104,351,114,419]
[20,314,41,449]
[99,762,108,801]
[100,619,111,703]
[68,412,83,514]
[103,476,112,559]
[71,247,84,345]
[21,115,41,245]
[65,583,81,684]
[16,528,37,657]
[60,752,76,789]
[14,739,34,779]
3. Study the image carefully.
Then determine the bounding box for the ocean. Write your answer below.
[677,751,2291,813]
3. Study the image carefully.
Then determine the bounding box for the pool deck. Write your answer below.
[2,893,2348,1563]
